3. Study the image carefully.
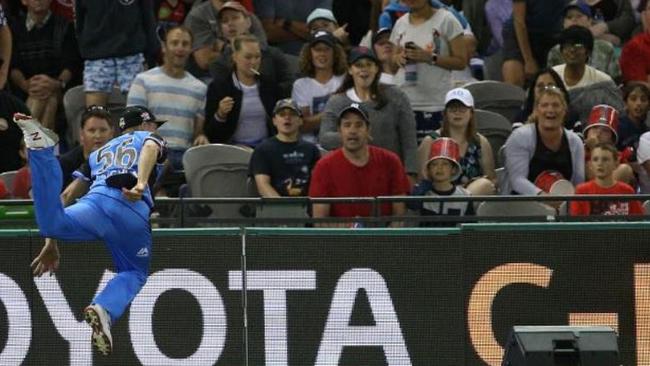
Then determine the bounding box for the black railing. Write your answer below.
[2,194,649,228]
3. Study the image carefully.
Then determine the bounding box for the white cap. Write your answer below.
[638,131,650,164]
[306,8,337,25]
[444,87,474,108]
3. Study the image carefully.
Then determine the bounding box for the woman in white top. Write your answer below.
[291,31,347,143]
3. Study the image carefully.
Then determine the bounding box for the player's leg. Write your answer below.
[14,114,99,241]
[85,200,151,355]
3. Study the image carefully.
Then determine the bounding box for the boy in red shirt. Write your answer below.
[570,143,643,216]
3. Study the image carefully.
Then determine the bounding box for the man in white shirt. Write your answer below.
[552,25,613,91]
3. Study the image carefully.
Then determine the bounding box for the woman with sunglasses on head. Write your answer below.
[417,88,497,195]
[318,46,418,180]
[505,86,585,196]
[518,68,580,130]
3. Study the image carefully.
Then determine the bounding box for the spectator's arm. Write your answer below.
[416,136,434,180]
[504,128,540,195]
[9,69,29,93]
[0,24,11,89]
[254,174,280,197]
[389,199,406,228]
[395,89,418,174]
[126,75,147,106]
[478,133,497,182]
[193,115,208,145]
[318,97,342,150]
[570,134,585,185]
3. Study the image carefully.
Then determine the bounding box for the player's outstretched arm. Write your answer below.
[31,238,60,277]
[123,140,160,202]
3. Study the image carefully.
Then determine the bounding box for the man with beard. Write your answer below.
[127,26,208,196]
[309,102,409,226]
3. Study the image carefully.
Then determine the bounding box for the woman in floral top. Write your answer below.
[417,88,497,195]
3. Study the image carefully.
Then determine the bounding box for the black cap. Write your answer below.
[348,46,379,65]
[273,98,302,117]
[372,27,392,46]
[119,106,166,131]
[558,25,594,52]
[337,102,370,124]
[310,30,336,48]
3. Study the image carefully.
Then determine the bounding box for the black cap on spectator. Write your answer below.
[119,106,166,131]
[273,99,302,117]
[558,25,594,52]
[310,30,336,48]
[337,102,370,125]
[348,46,379,65]
[372,27,392,46]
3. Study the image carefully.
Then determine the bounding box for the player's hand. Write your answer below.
[31,238,60,277]
[122,182,147,202]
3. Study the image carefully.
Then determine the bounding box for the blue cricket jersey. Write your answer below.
[74,131,166,208]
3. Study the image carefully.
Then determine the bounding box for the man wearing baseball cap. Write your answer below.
[309,102,410,226]
[184,0,266,78]
[306,8,350,48]
[250,99,320,197]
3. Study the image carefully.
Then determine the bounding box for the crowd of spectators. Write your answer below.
[0,0,649,225]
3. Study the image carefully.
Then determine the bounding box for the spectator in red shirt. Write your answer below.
[309,102,410,226]
[620,0,650,84]
[570,143,643,216]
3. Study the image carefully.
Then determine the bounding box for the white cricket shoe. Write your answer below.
[84,304,113,356]
[13,113,59,149]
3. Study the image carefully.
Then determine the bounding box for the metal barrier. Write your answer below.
[1,194,649,229]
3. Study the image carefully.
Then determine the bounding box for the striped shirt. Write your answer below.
[127,67,207,149]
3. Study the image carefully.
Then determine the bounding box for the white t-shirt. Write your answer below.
[552,64,614,91]
[291,75,344,142]
[390,8,463,112]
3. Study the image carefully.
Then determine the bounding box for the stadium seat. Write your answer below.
[63,86,126,147]
[182,144,254,220]
[463,80,525,123]
[474,109,512,164]
[0,170,17,197]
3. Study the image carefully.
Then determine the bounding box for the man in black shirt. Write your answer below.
[249,98,320,197]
